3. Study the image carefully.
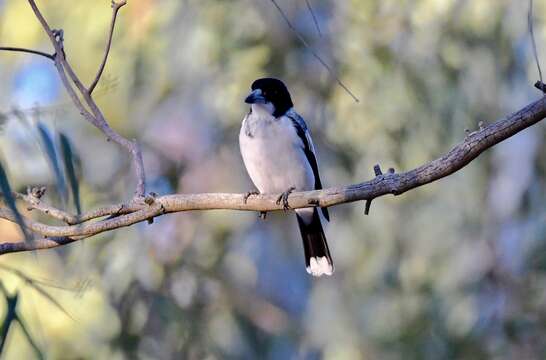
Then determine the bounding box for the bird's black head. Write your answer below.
[245,78,294,117]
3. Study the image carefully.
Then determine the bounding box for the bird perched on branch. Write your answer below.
[239,78,333,277]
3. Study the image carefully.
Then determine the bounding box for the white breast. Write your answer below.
[239,110,315,194]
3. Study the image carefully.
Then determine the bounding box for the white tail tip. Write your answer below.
[306,256,334,277]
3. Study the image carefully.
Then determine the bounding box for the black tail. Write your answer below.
[296,208,334,277]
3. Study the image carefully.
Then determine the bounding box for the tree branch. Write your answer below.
[24,0,146,197]
[0,237,78,254]
[0,46,54,60]
[88,0,127,94]
[269,0,359,102]
[1,95,545,255]
[304,0,322,37]
[13,188,79,225]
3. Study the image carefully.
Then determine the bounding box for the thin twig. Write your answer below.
[1,95,545,254]
[9,191,78,224]
[304,0,322,37]
[25,0,146,197]
[0,237,79,254]
[26,1,63,54]
[52,56,97,125]
[89,0,127,94]
[529,0,544,89]
[26,1,96,121]
[0,47,54,60]
[269,0,360,103]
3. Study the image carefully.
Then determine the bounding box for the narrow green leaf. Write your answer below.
[0,162,31,243]
[37,123,67,204]
[58,133,81,215]
[14,315,44,360]
[0,284,18,356]
[0,282,44,359]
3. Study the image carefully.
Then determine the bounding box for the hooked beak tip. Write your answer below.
[245,90,266,104]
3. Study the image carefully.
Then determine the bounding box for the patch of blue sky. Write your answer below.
[13,61,60,108]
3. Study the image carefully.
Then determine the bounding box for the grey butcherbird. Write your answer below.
[239,78,334,277]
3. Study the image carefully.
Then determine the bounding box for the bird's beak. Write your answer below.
[245,89,266,104]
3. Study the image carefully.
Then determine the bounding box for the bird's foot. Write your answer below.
[276,186,296,211]
[243,190,267,219]
[243,190,260,204]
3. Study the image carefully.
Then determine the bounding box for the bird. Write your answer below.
[239,78,334,277]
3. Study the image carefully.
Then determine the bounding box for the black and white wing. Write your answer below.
[286,109,330,221]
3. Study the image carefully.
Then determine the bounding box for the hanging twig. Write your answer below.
[269,0,360,103]
[529,0,544,91]
[304,0,322,37]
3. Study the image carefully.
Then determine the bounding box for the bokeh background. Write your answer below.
[1,0,546,358]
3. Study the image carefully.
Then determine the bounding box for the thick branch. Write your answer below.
[1,96,545,255]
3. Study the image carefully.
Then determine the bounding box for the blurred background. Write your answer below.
[1,0,546,358]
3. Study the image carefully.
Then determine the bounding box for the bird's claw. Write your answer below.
[276,186,296,211]
[243,190,260,204]
[243,190,266,218]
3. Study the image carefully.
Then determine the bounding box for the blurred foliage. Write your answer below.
[1,0,546,358]
[58,132,82,215]
[0,161,30,243]
[36,122,67,205]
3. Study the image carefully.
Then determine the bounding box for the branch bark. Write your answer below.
[1,95,545,255]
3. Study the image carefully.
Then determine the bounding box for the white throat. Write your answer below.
[251,102,275,117]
